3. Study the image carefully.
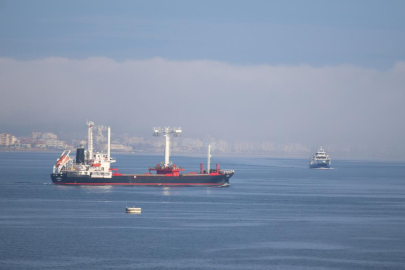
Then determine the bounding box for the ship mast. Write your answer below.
[153,127,182,168]
[107,126,111,162]
[87,121,94,161]
[164,131,170,166]
[207,144,211,173]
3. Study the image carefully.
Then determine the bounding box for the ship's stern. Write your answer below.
[51,173,65,184]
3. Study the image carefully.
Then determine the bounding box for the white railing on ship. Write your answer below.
[220,169,234,174]
[91,171,112,178]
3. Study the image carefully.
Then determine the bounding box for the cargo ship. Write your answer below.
[51,122,234,186]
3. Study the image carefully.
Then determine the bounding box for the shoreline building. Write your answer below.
[0,133,18,147]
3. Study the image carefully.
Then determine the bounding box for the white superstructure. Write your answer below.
[52,121,116,178]
[309,147,331,168]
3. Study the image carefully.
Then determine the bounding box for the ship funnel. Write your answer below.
[76,145,85,164]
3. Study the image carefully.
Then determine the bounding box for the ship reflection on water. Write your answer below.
[162,186,170,196]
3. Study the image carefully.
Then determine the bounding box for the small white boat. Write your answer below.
[126,206,142,213]
[309,147,331,169]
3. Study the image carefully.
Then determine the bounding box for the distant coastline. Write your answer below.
[1,148,403,163]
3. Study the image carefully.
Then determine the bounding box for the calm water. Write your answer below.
[0,152,405,270]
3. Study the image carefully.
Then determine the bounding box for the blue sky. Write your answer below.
[1,0,405,68]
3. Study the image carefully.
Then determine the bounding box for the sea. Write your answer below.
[0,152,405,270]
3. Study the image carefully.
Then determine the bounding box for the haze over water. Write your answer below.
[1,152,405,269]
[1,1,405,159]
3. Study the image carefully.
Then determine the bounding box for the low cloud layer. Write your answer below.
[1,57,404,156]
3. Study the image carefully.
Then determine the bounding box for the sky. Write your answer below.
[0,0,404,158]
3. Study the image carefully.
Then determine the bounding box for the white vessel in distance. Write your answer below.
[309,147,331,169]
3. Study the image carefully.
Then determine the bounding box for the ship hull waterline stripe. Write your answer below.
[54,182,224,186]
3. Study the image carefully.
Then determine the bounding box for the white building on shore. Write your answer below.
[0,133,18,146]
